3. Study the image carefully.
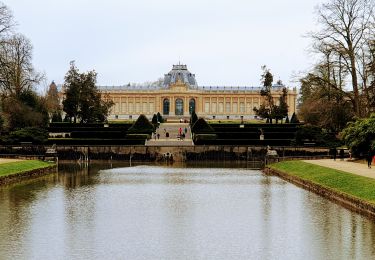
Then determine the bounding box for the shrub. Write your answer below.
[294,125,340,147]
[290,112,300,123]
[157,112,164,123]
[51,111,63,122]
[126,133,150,140]
[190,111,198,126]
[152,114,158,125]
[192,118,214,133]
[2,127,48,144]
[128,114,154,134]
[193,133,217,143]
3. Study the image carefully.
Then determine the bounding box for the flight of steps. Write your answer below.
[145,123,194,146]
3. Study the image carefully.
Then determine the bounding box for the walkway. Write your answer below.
[303,159,375,179]
[146,123,194,146]
[0,159,23,164]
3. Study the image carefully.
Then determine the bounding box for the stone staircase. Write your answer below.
[145,123,194,146]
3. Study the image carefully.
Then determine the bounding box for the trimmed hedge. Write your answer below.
[47,138,145,145]
[49,122,104,128]
[70,131,125,139]
[192,118,214,133]
[128,114,154,134]
[193,139,293,146]
[126,134,150,140]
[193,134,217,143]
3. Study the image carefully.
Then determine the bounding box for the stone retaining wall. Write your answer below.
[0,165,57,186]
[264,167,375,219]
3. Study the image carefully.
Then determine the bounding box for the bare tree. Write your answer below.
[0,2,15,38]
[311,0,375,116]
[0,34,44,97]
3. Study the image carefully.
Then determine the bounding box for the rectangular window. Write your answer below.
[121,102,127,112]
[136,102,140,113]
[240,102,245,113]
[115,103,120,113]
[205,102,210,113]
[212,103,217,113]
[233,102,238,113]
[218,102,224,113]
[226,102,231,113]
[247,103,252,113]
[149,103,154,113]
[143,102,148,113]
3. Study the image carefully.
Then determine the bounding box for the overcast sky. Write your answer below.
[8,0,323,89]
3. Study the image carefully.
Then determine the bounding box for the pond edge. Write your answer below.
[263,167,375,219]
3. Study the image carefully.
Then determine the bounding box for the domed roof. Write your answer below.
[163,64,198,88]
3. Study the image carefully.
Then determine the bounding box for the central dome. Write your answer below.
[163,64,198,88]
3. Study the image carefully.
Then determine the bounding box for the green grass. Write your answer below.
[270,160,375,204]
[0,160,54,178]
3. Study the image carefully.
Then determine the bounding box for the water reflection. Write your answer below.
[0,161,375,259]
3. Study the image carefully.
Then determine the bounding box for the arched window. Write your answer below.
[163,99,170,115]
[189,98,195,114]
[175,98,184,116]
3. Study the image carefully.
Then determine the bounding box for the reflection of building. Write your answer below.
[99,64,298,120]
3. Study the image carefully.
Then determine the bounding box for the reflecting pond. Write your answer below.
[1,161,375,260]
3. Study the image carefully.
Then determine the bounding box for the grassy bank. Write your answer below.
[269,161,375,204]
[0,160,54,178]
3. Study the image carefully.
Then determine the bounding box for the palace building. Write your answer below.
[97,64,297,120]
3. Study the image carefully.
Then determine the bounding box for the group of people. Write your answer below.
[152,127,188,140]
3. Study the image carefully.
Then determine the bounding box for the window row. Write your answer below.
[112,102,155,113]
[204,102,259,114]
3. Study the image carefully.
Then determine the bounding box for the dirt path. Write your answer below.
[0,159,24,164]
[303,159,375,179]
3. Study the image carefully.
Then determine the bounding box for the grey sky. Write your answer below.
[8,0,322,88]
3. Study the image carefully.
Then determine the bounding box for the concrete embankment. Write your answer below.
[0,162,57,186]
[264,166,375,218]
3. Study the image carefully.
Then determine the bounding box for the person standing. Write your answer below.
[367,148,373,168]
[332,147,337,161]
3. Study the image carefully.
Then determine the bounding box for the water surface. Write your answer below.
[0,161,375,260]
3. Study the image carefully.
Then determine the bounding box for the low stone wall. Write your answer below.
[0,165,57,186]
[264,167,375,218]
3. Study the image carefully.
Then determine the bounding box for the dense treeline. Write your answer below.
[297,0,375,154]
[0,2,113,144]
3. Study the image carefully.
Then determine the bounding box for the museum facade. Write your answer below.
[98,64,297,120]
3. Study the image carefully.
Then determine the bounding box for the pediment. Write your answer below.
[168,79,189,92]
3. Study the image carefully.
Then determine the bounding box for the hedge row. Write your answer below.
[193,138,293,146]
[70,131,126,139]
[210,127,299,133]
[214,132,295,139]
[47,138,145,145]
[48,126,132,133]
[208,123,302,128]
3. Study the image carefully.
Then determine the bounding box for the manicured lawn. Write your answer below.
[270,160,375,204]
[0,160,54,177]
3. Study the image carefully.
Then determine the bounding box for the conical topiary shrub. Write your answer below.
[128,114,154,134]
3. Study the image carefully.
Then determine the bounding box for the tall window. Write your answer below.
[163,99,170,115]
[189,98,195,114]
[175,98,184,115]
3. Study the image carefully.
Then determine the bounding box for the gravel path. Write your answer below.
[303,159,375,179]
[0,159,24,164]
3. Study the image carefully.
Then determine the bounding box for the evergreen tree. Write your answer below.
[290,112,300,123]
[156,112,164,123]
[62,62,114,123]
[191,111,198,126]
[151,114,158,125]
